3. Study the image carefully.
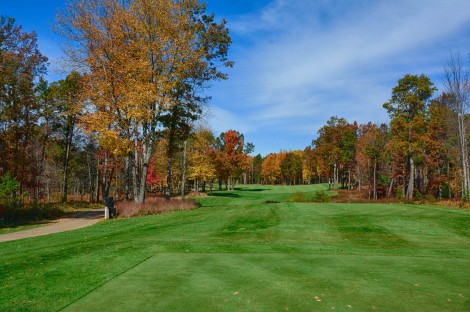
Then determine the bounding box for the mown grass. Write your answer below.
[1,184,470,311]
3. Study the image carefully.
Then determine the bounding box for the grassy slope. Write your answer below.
[1,184,470,311]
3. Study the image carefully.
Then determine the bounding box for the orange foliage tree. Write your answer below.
[56,0,232,202]
[215,130,249,190]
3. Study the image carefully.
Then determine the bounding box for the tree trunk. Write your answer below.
[125,154,131,201]
[458,114,469,199]
[137,140,152,203]
[448,161,452,199]
[87,153,95,203]
[348,170,351,190]
[181,140,187,200]
[61,133,72,202]
[333,162,337,190]
[387,178,394,197]
[96,167,101,203]
[102,167,114,199]
[373,157,377,200]
[406,157,414,200]
[166,129,174,201]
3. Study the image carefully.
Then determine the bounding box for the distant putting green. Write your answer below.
[1,184,470,311]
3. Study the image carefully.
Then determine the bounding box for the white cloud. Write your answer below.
[206,106,256,136]
[215,0,470,137]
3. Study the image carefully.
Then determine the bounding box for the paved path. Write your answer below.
[0,209,104,243]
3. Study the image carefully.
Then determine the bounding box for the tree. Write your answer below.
[46,72,83,202]
[356,123,388,200]
[312,117,357,189]
[0,172,20,205]
[281,151,303,185]
[216,130,248,190]
[0,16,48,189]
[252,154,263,184]
[55,0,232,202]
[443,52,470,199]
[187,126,217,194]
[383,74,436,199]
[425,98,455,198]
[261,153,282,184]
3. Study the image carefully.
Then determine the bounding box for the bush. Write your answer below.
[290,192,308,203]
[422,194,436,203]
[395,188,404,199]
[312,191,331,203]
[116,197,198,218]
[414,190,423,200]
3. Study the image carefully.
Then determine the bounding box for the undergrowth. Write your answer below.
[289,191,331,203]
[116,197,199,218]
[0,201,102,229]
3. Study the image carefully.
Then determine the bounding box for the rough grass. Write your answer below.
[116,196,198,218]
[1,184,470,311]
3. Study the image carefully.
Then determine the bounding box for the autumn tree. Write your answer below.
[302,147,315,184]
[312,117,357,189]
[281,151,303,185]
[356,123,388,200]
[443,52,470,199]
[425,98,455,198]
[216,130,248,190]
[383,74,436,199]
[261,153,281,184]
[44,72,83,202]
[252,154,263,184]
[187,126,217,194]
[56,0,232,202]
[0,16,48,190]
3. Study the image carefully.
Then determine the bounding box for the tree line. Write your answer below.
[254,61,470,201]
[0,0,244,206]
[1,0,469,207]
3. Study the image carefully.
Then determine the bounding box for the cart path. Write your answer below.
[0,209,104,243]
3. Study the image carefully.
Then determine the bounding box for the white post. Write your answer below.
[105,206,109,219]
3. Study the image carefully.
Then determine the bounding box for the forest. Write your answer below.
[1,0,470,215]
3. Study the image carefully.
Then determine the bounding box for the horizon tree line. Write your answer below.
[1,2,470,206]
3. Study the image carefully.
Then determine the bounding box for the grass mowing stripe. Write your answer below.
[1,184,470,311]
[58,253,156,311]
[63,253,470,312]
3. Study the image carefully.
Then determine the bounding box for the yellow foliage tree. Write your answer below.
[55,0,232,202]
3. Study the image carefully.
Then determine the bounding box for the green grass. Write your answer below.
[1,184,470,311]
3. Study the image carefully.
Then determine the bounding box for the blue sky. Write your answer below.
[3,0,470,155]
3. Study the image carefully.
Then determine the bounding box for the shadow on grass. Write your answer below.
[265,200,281,204]
[210,192,240,198]
[235,188,270,192]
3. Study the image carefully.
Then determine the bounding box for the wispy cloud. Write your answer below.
[208,0,470,154]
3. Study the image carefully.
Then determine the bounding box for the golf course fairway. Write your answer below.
[1,184,470,311]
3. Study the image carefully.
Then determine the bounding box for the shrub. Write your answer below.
[290,192,308,203]
[116,197,198,218]
[414,190,423,200]
[312,191,331,203]
[395,188,404,199]
[422,194,436,203]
